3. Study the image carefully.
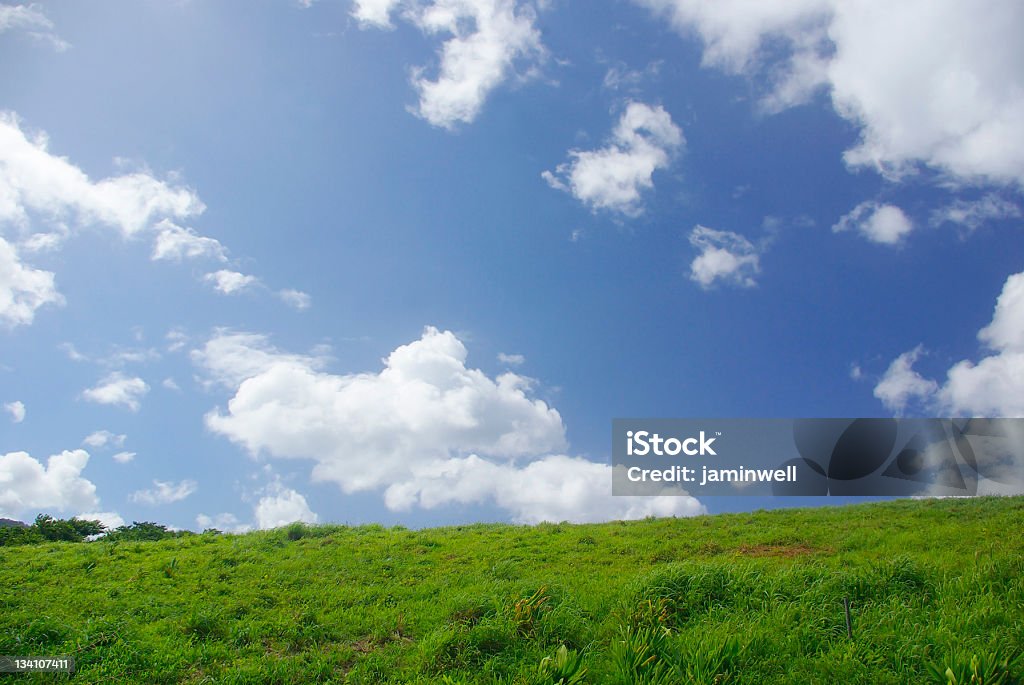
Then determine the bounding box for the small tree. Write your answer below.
[0,525,44,546]
[104,521,180,542]
[33,514,106,542]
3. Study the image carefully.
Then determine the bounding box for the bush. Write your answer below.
[0,515,105,546]
[104,522,182,542]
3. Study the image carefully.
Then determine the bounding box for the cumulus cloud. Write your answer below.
[151,220,227,262]
[385,454,706,524]
[4,400,25,423]
[112,451,136,464]
[0,3,70,51]
[195,512,251,533]
[930,195,1022,232]
[0,449,99,517]
[129,479,197,505]
[634,0,1024,186]
[939,272,1024,416]
[81,373,149,412]
[632,0,831,107]
[191,330,326,388]
[874,271,1024,416]
[873,346,938,415]
[688,225,761,288]
[0,114,211,328]
[254,484,319,529]
[354,0,545,129]
[78,511,125,530]
[497,352,525,366]
[82,430,127,449]
[196,327,702,523]
[351,0,401,28]
[197,326,566,491]
[0,237,63,327]
[543,102,683,216]
[278,288,311,310]
[0,113,204,236]
[833,201,913,245]
[204,270,259,295]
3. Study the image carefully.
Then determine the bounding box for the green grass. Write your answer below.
[5,497,1024,683]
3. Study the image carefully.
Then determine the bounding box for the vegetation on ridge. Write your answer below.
[5,497,1024,683]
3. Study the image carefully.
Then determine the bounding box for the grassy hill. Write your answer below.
[5,497,1024,684]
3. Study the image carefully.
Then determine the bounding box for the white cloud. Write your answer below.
[278,288,311,310]
[633,0,1024,186]
[0,449,99,517]
[197,326,567,492]
[833,202,913,245]
[204,270,259,295]
[543,102,683,216]
[0,237,63,327]
[81,373,149,412]
[874,271,1024,417]
[688,225,760,288]
[873,346,938,415]
[104,346,160,367]
[191,330,327,388]
[162,377,181,391]
[0,113,208,328]
[977,274,1024,352]
[0,3,70,51]
[0,4,51,31]
[497,352,524,366]
[19,225,69,253]
[166,328,188,352]
[196,512,251,533]
[196,326,702,522]
[0,112,204,236]
[930,194,1022,232]
[59,342,87,362]
[112,451,136,464]
[129,479,197,505]
[602,61,662,92]
[385,454,706,524]
[939,272,1024,416]
[633,0,830,74]
[78,511,124,530]
[254,484,318,529]
[633,0,830,112]
[82,430,127,449]
[355,0,545,129]
[151,220,227,262]
[4,400,25,423]
[351,0,401,28]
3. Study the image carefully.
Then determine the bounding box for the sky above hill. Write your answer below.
[1,0,1022,532]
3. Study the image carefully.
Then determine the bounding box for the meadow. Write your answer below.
[4,496,1023,683]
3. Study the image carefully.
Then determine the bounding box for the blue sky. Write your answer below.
[1,0,1022,532]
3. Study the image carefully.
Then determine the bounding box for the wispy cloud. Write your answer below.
[130,479,197,505]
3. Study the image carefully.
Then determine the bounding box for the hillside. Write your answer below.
[6,497,1024,684]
